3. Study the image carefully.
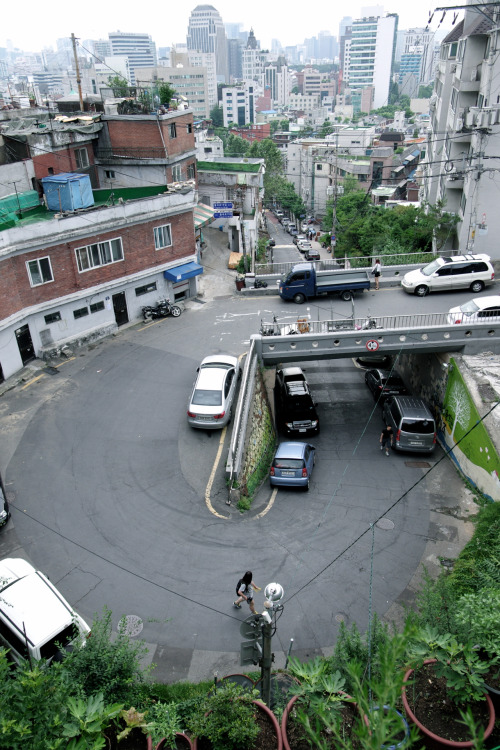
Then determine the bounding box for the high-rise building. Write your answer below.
[397,28,436,84]
[227,38,244,81]
[186,5,228,82]
[222,81,255,126]
[242,30,269,85]
[108,32,157,84]
[345,14,398,111]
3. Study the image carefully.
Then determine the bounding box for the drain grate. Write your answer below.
[405,461,431,468]
[119,615,143,637]
[44,366,60,376]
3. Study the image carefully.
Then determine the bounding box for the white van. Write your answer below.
[0,558,90,664]
[401,254,494,296]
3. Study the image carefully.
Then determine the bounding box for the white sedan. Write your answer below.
[187,355,240,429]
[447,296,500,325]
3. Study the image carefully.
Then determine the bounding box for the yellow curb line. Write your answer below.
[205,426,231,519]
[255,487,277,519]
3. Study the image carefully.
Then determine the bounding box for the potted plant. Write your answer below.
[186,679,281,749]
[454,589,500,711]
[147,700,195,750]
[282,657,360,750]
[402,626,496,748]
[62,692,123,749]
[108,706,155,749]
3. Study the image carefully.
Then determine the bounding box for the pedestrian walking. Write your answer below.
[380,425,394,456]
[233,571,261,614]
[371,258,382,290]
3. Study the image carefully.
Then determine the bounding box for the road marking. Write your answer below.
[255,487,277,518]
[205,427,231,519]
[21,374,45,390]
[20,357,77,389]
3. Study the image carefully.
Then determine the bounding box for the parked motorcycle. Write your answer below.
[142,299,181,321]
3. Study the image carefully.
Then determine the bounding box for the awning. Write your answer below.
[164,262,203,283]
[194,202,215,229]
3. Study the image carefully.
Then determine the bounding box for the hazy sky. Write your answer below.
[3,0,455,54]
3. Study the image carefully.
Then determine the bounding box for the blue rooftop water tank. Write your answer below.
[41,172,94,212]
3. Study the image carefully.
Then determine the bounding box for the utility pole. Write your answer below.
[70,33,84,112]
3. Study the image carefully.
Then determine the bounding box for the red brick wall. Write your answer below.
[33,144,95,181]
[106,113,195,157]
[0,210,196,318]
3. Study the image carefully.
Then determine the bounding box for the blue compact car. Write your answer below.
[270,442,316,491]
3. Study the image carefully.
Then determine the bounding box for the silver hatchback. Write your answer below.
[187,355,240,429]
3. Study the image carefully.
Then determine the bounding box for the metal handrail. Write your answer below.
[259,311,495,335]
[255,251,433,276]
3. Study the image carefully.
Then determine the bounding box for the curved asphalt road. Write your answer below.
[0,270,469,683]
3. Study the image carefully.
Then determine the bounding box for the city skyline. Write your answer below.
[3,0,454,56]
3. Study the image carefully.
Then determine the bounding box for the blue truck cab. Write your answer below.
[279,262,371,304]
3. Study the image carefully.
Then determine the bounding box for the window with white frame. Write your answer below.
[27,257,53,286]
[75,238,124,272]
[172,165,182,181]
[154,224,172,250]
[75,148,89,169]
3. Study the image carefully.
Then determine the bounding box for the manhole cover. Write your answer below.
[119,615,143,637]
[405,461,431,468]
[44,366,60,376]
[376,518,395,530]
[335,613,346,622]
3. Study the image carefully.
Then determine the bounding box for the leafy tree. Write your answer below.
[158,82,176,107]
[108,75,129,97]
[418,83,434,99]
[319,119,334,137]
[226,133,249,157]
[291,85,299,94]
[210,104,223,127]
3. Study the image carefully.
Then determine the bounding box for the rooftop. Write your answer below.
[197,158,263,173]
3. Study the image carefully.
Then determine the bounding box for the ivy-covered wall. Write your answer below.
[240,368,276,500]
[442,358,500,501]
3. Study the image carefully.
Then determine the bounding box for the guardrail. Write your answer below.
[255,253,435,276]
[226,338,258,486]
[260,311,465,334]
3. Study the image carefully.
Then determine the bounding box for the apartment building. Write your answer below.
[345,14,398,111]
[222,82,255,126]
[423,4,500,259]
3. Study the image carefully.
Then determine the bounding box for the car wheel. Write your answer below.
[415,285,429,297]
[340,290,353,301]
[470,280,484,293]
[293,293,306,304]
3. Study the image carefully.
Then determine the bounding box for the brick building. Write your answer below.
[0,183,200,380]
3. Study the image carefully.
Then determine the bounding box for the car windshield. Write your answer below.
[274,458,304,470]
[459,300,480,314]
[421,259,442,276]
[192,389,222,406]
[402,419,434,434]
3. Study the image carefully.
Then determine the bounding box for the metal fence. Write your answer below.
[259,311,477,335]
[255,251,433,277]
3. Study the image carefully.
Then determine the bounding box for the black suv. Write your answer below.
[275,367,320,435]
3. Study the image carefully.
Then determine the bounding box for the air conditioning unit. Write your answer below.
[450,63,457,73]
[470,66,478,82]
[455,116,464,131]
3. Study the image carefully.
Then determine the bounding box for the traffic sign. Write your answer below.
[214,202,233,209]
[240,615,262,639]
[214,211,233,219]
[366,339,379,351]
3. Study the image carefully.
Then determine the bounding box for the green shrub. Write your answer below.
[62,608,151,706]
[187,681,260,749]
